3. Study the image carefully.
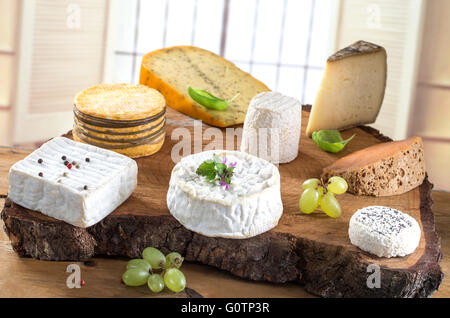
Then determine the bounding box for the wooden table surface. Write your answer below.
[0,146,448,298]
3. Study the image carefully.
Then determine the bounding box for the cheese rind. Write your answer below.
[74,83,165,120]
[349,206,421,258]
[8,137,138,227]
[240,92,301,164]
[322,137,425,196]
[73,83,166,158]
[140,46,270,127]
[306,40,387,136]
[166,150,283,238]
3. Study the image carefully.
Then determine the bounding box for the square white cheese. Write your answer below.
[8,137,138,228]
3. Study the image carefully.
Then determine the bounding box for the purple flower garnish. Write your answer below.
[196,154,236,190]
[219,180,229,190]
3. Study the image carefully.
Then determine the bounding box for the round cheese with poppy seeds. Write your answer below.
[166,150,283,239]
[349,206,421,258]
[73,83,166,158]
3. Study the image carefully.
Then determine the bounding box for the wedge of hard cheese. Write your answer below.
[306,40,387,136]
[140,46,270,127]
[321,136,425,196]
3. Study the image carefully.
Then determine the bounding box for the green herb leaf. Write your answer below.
[311,130,355,153]
[212,154,221,164]
[215,163,227,176]
[196,161,216,181]
[188,87,240,111]
[195,154,237,189]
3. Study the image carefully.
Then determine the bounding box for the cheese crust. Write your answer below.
[322,137,425,196]
[74,83,165,120]
[166,150,283,238]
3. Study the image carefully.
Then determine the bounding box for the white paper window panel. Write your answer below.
[0,54,14,106]
[418,0,450,86]
[115,0,138,52]
[412,86,450,139]
[0,0,19,51]
[27,0,108,114]
[421,139,450,191]
[0,111,11,146]
[335,0,424,140]
[110,0,333,104]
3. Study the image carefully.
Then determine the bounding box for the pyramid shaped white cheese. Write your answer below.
[8,137,138,227]
[240,92,301,164]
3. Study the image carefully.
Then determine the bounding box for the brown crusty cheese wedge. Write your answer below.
[321,136,426,196]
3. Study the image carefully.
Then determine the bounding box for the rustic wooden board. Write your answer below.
[1,107,443,297]
[1,193,448,298]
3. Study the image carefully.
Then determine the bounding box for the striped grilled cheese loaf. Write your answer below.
[140,46,270,127]
[73,83,166,158]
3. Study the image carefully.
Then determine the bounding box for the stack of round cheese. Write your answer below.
[73,83,166,158]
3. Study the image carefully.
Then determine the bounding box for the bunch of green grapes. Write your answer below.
[299,176,348,218]
[121,247,186,293]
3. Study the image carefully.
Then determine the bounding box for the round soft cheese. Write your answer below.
[348,206,421,258]
[167,150,283,239]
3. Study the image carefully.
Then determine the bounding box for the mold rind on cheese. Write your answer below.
[241,92,302,164]
[8,137,138,228]
[349,206,421,258]
[166,150,283,239]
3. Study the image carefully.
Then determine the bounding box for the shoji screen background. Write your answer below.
[409,0,450,191]
[107,0,335,105]
[0,0,18,146]
[11,0,110,144]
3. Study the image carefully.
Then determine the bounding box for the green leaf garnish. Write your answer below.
[311,130,355,153]
[188,87,240,111]
[195,154,237,190]
[196,161,216,181]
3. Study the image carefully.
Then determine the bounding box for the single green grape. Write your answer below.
[164,268,186,293]
[327,176,348,194]
[317,186,324,205]
[320,192,342,218]
[299,188,320,214]
[147,274,165,293]
[142,247,166,269]
[122,268,149,287]
[301,178,320,190]
[126,259,151,272]
[165,252,184,269]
